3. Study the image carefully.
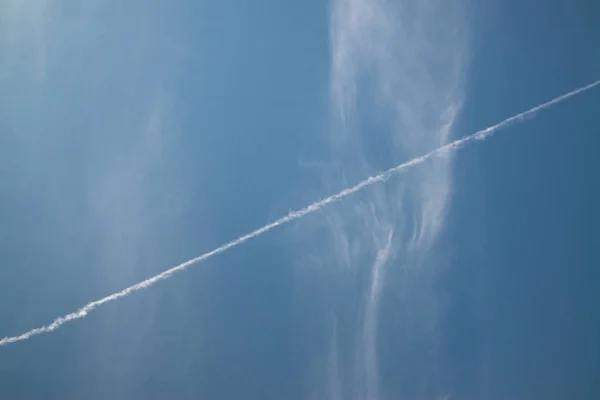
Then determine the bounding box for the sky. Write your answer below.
[0,0,599,399]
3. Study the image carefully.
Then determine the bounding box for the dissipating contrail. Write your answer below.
[1,79,599,347]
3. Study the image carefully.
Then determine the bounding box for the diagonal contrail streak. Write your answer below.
[1,79,599,347]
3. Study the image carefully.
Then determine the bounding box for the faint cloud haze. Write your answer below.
[1,0,186,391]
[309,0,468,398]
[1,0,49,83]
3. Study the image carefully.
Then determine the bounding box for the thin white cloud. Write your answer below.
[327,0,467,397]
[329,0,467,253]
[82,96,185,381]
[357,228,393,400]
[2,78,597,347]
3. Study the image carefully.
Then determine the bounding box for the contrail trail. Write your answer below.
[1,79,599,347]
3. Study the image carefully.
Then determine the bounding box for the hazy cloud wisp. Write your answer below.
[327,0,467,397]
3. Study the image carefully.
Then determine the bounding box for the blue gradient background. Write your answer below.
[1,0,599,399]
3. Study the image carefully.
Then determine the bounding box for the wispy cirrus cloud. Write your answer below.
[329,0,467,251]
[320,0,468,398]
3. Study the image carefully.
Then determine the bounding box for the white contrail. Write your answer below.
[1,79,599,347]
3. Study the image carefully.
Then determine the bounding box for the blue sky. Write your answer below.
[1,0,599,399]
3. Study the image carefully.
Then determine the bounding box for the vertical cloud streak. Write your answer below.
[358,229,393,400]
